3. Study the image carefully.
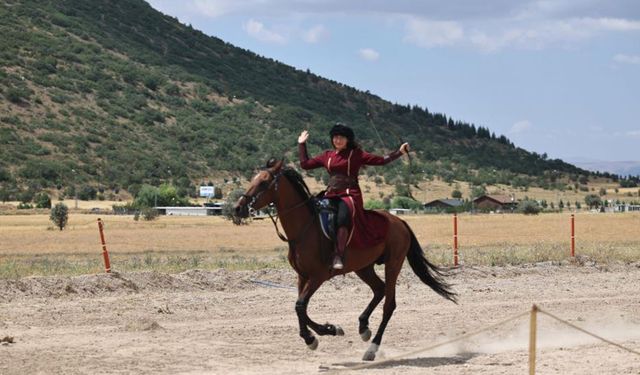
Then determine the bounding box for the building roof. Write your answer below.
[425,198,464,207]
[473,195,516,204]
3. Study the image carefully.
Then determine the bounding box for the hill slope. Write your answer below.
[0,0,589,200]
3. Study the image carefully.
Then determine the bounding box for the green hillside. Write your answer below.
[0,0,595,201]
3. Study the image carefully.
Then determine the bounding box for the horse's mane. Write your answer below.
[281,167,312,200]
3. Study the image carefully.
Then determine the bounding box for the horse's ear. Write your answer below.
[268,158,284,173]
[265,158,277,168]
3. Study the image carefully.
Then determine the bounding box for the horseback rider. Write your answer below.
[298,123,410,270]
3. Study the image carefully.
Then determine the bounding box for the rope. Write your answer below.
[537,307,640,357]
[249,279,297,291]
[330,310,530,373]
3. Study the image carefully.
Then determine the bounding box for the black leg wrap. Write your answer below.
[358,316,369,333]
[295,299,307,314]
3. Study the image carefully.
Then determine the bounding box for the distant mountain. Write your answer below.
[0,0,588,200]
[571,160,640,177]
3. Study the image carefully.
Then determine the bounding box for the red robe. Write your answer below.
[299,144,402,248]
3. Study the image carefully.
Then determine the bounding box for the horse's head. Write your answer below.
[233,158,283,223]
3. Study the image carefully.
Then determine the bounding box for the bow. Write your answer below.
[366,110,415,199]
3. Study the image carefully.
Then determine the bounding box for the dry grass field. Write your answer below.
[0,211,638,278]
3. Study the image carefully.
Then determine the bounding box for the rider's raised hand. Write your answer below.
[399,142,410,154]
[298,130,309,144]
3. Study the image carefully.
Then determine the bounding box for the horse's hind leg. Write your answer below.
[363,241,406,361]
[355,264,385,342]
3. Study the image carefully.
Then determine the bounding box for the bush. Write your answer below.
[518,200,541,215]
[364,199,386,210]
[391,196,422,210]
[584,194,602,209]
[35,193,52,208]
[50,203,69,230]
[141,207,159,221]
[134,184,189,208]
[78,185,97,200]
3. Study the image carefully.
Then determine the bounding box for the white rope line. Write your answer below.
[329,310,530,373]
[537,307,640,357]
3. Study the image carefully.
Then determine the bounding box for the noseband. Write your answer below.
[240,168,315,244]
[241,169,279,211]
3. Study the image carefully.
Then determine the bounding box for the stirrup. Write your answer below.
[332,256,344,270]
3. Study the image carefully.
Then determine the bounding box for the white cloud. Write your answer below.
[303,25,329,43]
[358,48,380,61]
[403,17,464,48]
[192,0,242,18]
[627,130,640,138]
[243,19,287,44]
[509,120,532,134]
[614,54,640,64]
[468,17,640,52]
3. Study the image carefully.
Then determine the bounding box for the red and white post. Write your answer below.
[453,213,459,267]
[570,214,575,257]
[97,218,112,273]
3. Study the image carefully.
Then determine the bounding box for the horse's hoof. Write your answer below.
[362,350,376,361]
[362,343,379,361]
[360,328,371,342]
[307,337,319,350]
[335,325,344,336]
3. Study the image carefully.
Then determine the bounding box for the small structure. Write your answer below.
[614,204,640,212]
[473,195,517,212]
[156,204,223,216]
[424,198,464,211]
[389,208,411,215]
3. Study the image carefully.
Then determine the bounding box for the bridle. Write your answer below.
[240,168,316,244]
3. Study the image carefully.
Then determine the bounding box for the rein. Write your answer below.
[245,169,316,244]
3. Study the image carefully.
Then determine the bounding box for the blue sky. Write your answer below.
[146,0,640,162]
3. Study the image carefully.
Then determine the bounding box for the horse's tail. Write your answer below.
[402,221,457,303]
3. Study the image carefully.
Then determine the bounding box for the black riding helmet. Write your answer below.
[329,123,355,146]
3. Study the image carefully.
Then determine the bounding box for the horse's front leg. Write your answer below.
[295,277,343,351]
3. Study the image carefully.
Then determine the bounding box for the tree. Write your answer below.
[518,200,541,215]
[223,189,248,225]
[470,185,486,199]
[50,203,69,230]
[35,193,51,208]
[451,189,462,199]
[584,194,602,209]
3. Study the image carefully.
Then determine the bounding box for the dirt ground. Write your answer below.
[1,262,639,374]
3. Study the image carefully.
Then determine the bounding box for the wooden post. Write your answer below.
[570,214,575,257]
[97,218,112,273]
[453,213,459,267]
[529,304,538,375]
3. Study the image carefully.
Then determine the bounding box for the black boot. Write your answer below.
[333,226,348,270]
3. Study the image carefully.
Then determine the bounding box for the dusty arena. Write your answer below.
[1,261,639,374]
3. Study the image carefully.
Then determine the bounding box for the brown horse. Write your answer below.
[234,159,456,361]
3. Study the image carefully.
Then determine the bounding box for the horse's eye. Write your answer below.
[259,180,269,189]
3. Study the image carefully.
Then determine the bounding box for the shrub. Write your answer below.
[391,196,422,210]
[50,203,69,230]
[584,194,602,209]
[364,199,385,210]
[141,207,159,221]
[35,193,52,208]
[518,200,541,215]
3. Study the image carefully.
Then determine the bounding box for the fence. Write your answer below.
[330,304,640,373]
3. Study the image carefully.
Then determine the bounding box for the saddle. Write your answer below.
[316,197,338,241]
